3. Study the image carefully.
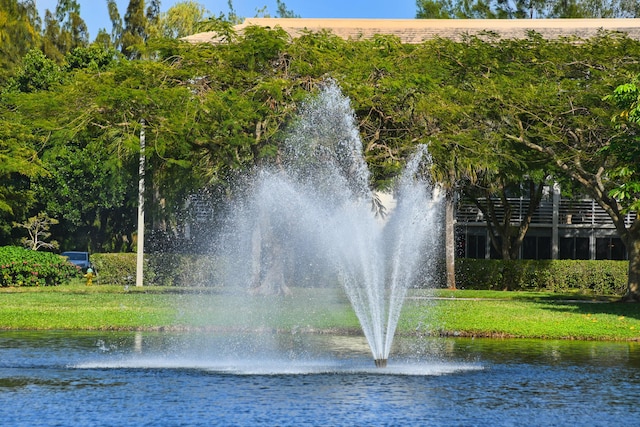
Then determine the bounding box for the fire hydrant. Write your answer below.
[84,267,96,286]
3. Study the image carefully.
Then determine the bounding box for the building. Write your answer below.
[184,18,640,44]
[456,186,636,260]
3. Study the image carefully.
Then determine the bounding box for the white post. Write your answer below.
[136,119,146,287]
[551,182,560,259]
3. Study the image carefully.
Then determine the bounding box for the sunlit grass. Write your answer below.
[0,285,639,341]
[402,289,640,340]
[0,284,177,330]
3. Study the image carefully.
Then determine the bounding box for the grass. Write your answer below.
[0,284,177,330]
[1,284,639,341]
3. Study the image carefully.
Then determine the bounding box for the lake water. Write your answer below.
[1,331,639,426]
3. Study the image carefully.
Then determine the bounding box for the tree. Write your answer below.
[55,0,88,52]
[276,0,299,18]
[434,36,555,261]
[416,0,640,19]
[13,212,59,250]
[145,0,161,38]
[41,1,89,63]
[159,1,208,38]
[0,0,41,83]
[0,113,46,244]
[465,176,547,260]
[6,48,64,93]
[596,78,640,301]
[121,0,146,58]
[500,34,640,300]
[106,0,124,49]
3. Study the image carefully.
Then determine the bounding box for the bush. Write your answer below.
[147,253,221,286]
[88,252,629,294]
[91,253,139,286]
[91,253,220,286]
[0,246,80,286]
[455,259,628,295]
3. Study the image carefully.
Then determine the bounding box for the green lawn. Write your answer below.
[0,284,639,341]
[404,291,640,340]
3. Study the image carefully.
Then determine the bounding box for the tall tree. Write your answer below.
[41,0,89,62]
[106,0,124,49]
[41,10,64,63]
[0,0,41,83]
[0,117,45,244]
[145,0,161,38]
[586,77,640,301]
[121,0,146,58]
[55,0,88,51]
[276,0,299,18]
[416,0,640,18]
[501,34,640,300]
[160,0,207,38]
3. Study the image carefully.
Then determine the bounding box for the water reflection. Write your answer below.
[0,331,639,426]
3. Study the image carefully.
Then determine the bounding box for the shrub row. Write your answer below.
[455,259,628,295]
[90,253,138,286]
[4,246,625,293]
[89,253,629,295]
[0,246,80,286]
[91,253,221,287]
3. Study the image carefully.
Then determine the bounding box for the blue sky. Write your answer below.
[35,1,419,40]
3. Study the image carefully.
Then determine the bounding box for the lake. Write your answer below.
[1,331,639,426]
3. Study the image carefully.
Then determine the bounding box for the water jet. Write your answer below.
[217,81,443,367]
[374,358,388,368]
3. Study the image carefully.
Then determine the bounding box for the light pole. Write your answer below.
[136,119,146,287]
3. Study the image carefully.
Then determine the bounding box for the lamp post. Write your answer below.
[136,119,145,287]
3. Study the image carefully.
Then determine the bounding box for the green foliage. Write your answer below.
[4,22,640,273]
[160,0,208,38]
[147,253,221,286]
[63,45,119,71]
[0,246,79,286]
[6,49,63,93]
[13,212,59,251]
[121,0,146,58]
[0,0,41,83]
[603,78,640,213]
[91,252,221,287]
[455,259,628,295]
[415,0,640,19]
[231,25,289,73]
[90,253,138,286]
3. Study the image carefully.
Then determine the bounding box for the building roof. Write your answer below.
[183,18,640,44]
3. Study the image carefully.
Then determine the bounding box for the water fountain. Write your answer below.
[218,81,443,367]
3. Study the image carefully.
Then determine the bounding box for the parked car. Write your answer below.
[61,251,92,272]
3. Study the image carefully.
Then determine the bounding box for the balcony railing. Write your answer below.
[457,198,636,228]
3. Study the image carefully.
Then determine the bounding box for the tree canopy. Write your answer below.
[3,0,640,298]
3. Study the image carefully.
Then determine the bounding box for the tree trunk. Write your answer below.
[445,193,456,290]
[250,215,292,297]
[622,229,640,302]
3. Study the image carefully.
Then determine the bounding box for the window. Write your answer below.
[456,233,486,259]
[596,237,627,260]
[559,237,589,260]
[466,235,486,259]
[522,236,551,260]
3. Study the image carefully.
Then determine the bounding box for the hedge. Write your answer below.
[1,246,629,293]
[90,253,139,286]
[91,253,222,287]
[0,246,80,286]
[455,259,628,295]
[88,253,629,295]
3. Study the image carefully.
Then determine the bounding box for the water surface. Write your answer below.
[1,331,638,426]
